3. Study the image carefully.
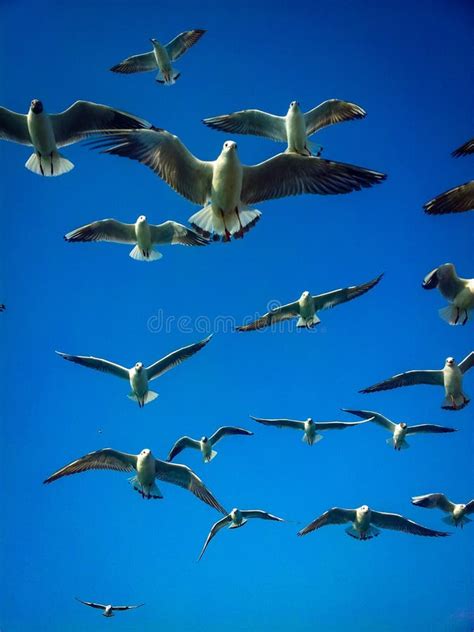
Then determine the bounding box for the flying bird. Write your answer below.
[167,426,253,463]
[422,263,473,326]
[342,409,457,450]
[0,304,5,312]
[424,138,474,214]
[203,99,366,156]
[75,598,144,618]
[360,352,474,410]
[0,99,150,176]
[236,274,382,330]
[250,416,368,446]
[110,30,206,85]
[198,508,284,560]
[64,214,209,261]
[411,493,474,528]
[56,335,212,407]
[44,447,226,511]
[297,505,449,540]
[88,129,386,241]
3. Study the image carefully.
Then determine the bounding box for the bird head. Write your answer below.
[140,449,151,457]
[135,362,143,372]
[289,101,300,112]
[30,99,43,114]
[446,357,455,367]
[223,140,237,154]
[360,505,369,513]
[301,291,311,300]
[306,417,314,425]
[150,38,158,45]
[201,436,208,443]
[400,422,408,429]
[137,215,147,224]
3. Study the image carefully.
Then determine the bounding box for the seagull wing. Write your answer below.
[406,424,457,435]
[241,509,284,521]
[146,335,212,381]
[424,181,474,215]
[459,352,474,374]
[149,221,209,246]
[250,416,306,431]
[55,351,129,379]
[203,110,287,141]
[241,154,386,205]
[209,426,254,445]
[304,99,366,135]
[44,448,137,484]
[64,219,136,244]
[452,138,474,157]
[313,420,369,430]
[342,408,396,432]
[297,508,356,536]
[360,370,444,393]
[422,266,466,300]
[464,500,474,515]
[411,493,455,513]
[236,300,300,331]
[76,598,107,610]
[166,436,201,461]
[370,510,449,537]
[154,459,226,513]
[89,129,213,204]
[112,604,145,611]
[110,50,157,74]
[0,107,31,145]
[165,29,206,61]
[50,101,150,147]
[198,515,232,560]
[312,274,382,311]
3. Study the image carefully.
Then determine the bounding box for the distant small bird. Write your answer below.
[65,214,209,261]
[360,352,474,410]
[198,508,284,560]
[250,416,368,446]
[75,598,144,618]
[422,263,473,326]
[56,335,212,407]
[89,129,386,241]
[297,505,449,540]
[342,408,457,450]
[110,30,206,85]
[203,99,366,156]
[167,426,253,463]
[44,447,226,512]
[424,138,474,214]
[411,493,474,528]
[0,304,5,312]
[0,99,150,176]
[236,274,382,330]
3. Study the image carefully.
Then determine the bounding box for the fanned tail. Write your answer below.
[156,69,181,85]
[345,525,380,540]
[129,245,163,262]
[189,205,261,242]
[25,151,74,177]
[439,305,471,326]
[128,475,163,499]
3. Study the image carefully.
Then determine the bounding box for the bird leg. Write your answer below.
[450,395,458,410]
[221,210,231,242]
[454,307,460,325]
[462,310,468,326]
[50,152,54,175]
[234,208,244,239]
[38,152,44,176]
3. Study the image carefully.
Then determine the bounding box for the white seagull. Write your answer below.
[424,138,474,214]
[297,505,449,540]
[0,99,150,176]
[422,263,474,326]
[411,493,474,528]
[342,408,457,450]
[64,214,209,261]
[236,274,382,330]
[167,426,253,463]
[56,335,212,407]
[250,416,368,446]
[198,508,284,560]
[44,447,226,511]
[203,99,366,156]
[76,598,144,618]
[110,30,206,85]
[88,129,386,241]
[360,352,474,410]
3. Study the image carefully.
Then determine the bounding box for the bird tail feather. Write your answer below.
[204,450,218,463]
[129,245,163,262]
[302,433,323,446]
[156,69,181,85]
[296,315,320,328]
[229,519,248,529]
[128,475,163,499]
[345,525,380,540]
[25,151,74,177]
[189,205,261,241]
[442,514,471,527]
[127,391,159,405]
[441,393,468,410]
[438,305,471,326]
[386,437,410,450]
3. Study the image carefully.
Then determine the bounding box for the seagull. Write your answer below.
[411,493,474,528]
[360,352,474,410]
[75,598,144,618]
[198,508,284,560]
[250,416,369,446]
[167,427,253,463]
[297,505,449,540]
[56,335,212,407]
[88,129,386,241]
[0,99,150,176]
[64,214,209,261]
[236,274,382,330]
[44,447,226,511]
[342,408,457,450]
[203,99,366,156]
[422,263,474,326]
[110,30,206,85]
[424,138,474,214]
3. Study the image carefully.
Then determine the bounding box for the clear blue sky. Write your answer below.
[1,0,473,630]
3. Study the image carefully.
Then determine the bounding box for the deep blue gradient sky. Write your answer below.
[1,1,473,630]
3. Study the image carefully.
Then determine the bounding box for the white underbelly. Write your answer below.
[445,370,462,396]
[454,287,474,310]
[27,115,57,154]
[131,371,148,397]
[211,163,242,213]
[287,118,307,152]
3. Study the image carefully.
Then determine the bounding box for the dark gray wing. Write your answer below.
[165,29,206,61]
[342,408,396,431]
[313,420,369,431]
[0,107,31,145]
[209,426,254,445]
[241,509,284,521]
[360,370,444,393]
[370,510,449,537]
[112,604,145,611]
[411,493,455,513]
[250,416,306,431]
[312,274,382,311]
[297,508,356,536]
[406,424,457,435]
[44,449,137,483]
[424,181,474,215]
[236,301,300,331]
[464,500,474,515]
[55,351,129,379]
[166,436,201,461]
[111,50,157,74]
[452,138,474,157]
[203,110,287,141]
[459,352,474,374]
[241,154,386,205]
[304,99,366,135]
[146,335,212,381]
[76,598,107,610]
[64,219,136,244]
[422,267,440,290]
[198,515,232,560]
[149,221,209,246]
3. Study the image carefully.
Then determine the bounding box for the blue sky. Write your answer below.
[0,0,473,630]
